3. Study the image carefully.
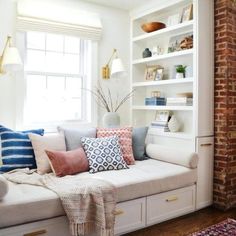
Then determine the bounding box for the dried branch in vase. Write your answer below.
[85,83,134,112]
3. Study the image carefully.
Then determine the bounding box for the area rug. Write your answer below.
[189,218,236,236]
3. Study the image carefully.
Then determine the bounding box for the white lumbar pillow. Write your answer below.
[146,143,198,169]
[29,133,66,174]
[0,175,9,200]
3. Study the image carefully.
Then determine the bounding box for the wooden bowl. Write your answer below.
[141,22,166,33]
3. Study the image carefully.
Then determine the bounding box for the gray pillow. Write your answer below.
[58,127,96,151]
[132,127,148,161]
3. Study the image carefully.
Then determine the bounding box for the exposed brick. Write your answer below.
[214,0,236,210]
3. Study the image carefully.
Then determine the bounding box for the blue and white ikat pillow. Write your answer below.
[81,136,128,173]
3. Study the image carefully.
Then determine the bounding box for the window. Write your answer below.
[23,32,92,128]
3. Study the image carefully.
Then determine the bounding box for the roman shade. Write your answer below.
[16,0,102,41]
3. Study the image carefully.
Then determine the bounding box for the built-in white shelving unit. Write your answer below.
[132,77,193,87]
[132,49,194,65]
[132,20,194,42]
[130,0,214,210]
[132,105,193,111]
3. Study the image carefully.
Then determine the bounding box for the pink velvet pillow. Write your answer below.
[97,127,135,165]
[45,148,89,177]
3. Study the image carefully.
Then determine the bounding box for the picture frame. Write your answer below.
[155,68,164,81]
[155,111,170,123]
[180,4,193,23]
[144,65,158,80]
[167,14,181,26]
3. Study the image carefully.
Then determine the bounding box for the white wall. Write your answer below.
[0,0,130,129]
[0,0,17,128]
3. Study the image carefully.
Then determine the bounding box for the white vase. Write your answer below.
[176,72,184,79]
[102,112,120,128]
[168,115,181,132]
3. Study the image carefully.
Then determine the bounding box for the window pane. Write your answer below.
[46,34,63,52]
[65,36,80,54]
[47,76,65,94]
[27,32,45,50]
[24,32,89,126]
[66,77,82,95]
[25,75,47,124]
[63,54,80,74]
[26,50,46,71]
[45,52,64,73]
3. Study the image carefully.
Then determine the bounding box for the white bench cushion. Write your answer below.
[0,159,197,228]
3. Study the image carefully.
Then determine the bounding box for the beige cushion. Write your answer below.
[0,182,63,228]
[29,133,66,174]
[0,175,8,200]
[0,159,197,228]
[146,144,198,169]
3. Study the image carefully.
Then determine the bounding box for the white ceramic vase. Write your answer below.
[102,112,120,128]
[168,115,181,132]
[176,72,184,79]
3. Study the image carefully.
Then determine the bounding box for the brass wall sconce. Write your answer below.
[0,36,22,75]
[102,48,126,79]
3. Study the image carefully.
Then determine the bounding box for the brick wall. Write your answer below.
[214,0,236,210]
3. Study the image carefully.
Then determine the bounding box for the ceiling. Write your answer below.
[83,0,146,10]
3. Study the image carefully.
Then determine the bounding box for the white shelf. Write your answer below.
[132,78,193,87]
[132,105,193,111]
[133,20,194,43]
[148,129,193,140]
[132,49,193,65]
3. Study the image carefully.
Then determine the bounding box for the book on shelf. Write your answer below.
[166,97,193,106]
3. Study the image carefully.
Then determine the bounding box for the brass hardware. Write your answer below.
[23,229,47,236]
[102,48,117,79]
[166,196,178,202]
[114,209,124,216]
[200,143,212,147]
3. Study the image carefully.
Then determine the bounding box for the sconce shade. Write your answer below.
[110,58,126,78]
[2,47,22,72]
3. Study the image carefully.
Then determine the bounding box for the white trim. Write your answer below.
[15,32,96,132]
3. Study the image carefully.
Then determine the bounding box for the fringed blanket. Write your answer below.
[4,169,116,236]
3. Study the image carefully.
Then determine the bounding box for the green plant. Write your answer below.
[176,65,187,73]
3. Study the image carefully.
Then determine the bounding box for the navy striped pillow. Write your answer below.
[0,125,44,173]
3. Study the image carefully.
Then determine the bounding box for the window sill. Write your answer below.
[18,120,96,133]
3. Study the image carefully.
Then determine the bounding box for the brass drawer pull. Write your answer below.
[114,209,124,216]
[166,196,178,202]
[200,143,212,147]
[23,229,47,236]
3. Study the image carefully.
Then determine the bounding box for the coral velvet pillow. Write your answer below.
[46,148,89,177]
[97,127,135,165]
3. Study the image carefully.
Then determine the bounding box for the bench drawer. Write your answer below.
[0,216,71,236]
[114,197,146,235]
[147,185,196,226]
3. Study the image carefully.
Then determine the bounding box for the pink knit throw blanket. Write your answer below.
[4,169,117,236]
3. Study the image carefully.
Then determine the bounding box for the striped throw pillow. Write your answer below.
[0,125,44,173]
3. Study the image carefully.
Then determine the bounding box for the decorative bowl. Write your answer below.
[141,22,166,33]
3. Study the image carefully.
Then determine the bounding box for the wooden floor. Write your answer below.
[124,206,236,236]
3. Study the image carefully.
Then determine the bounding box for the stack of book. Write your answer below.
[150,111,170,132]
[166,97,193,106]
[150,120,170,132]
[145,97,166,106]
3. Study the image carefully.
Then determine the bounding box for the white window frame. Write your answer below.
[15,31,98,132]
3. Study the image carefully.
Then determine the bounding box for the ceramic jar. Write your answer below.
[168,115,181,132]
[142,48,152,58]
